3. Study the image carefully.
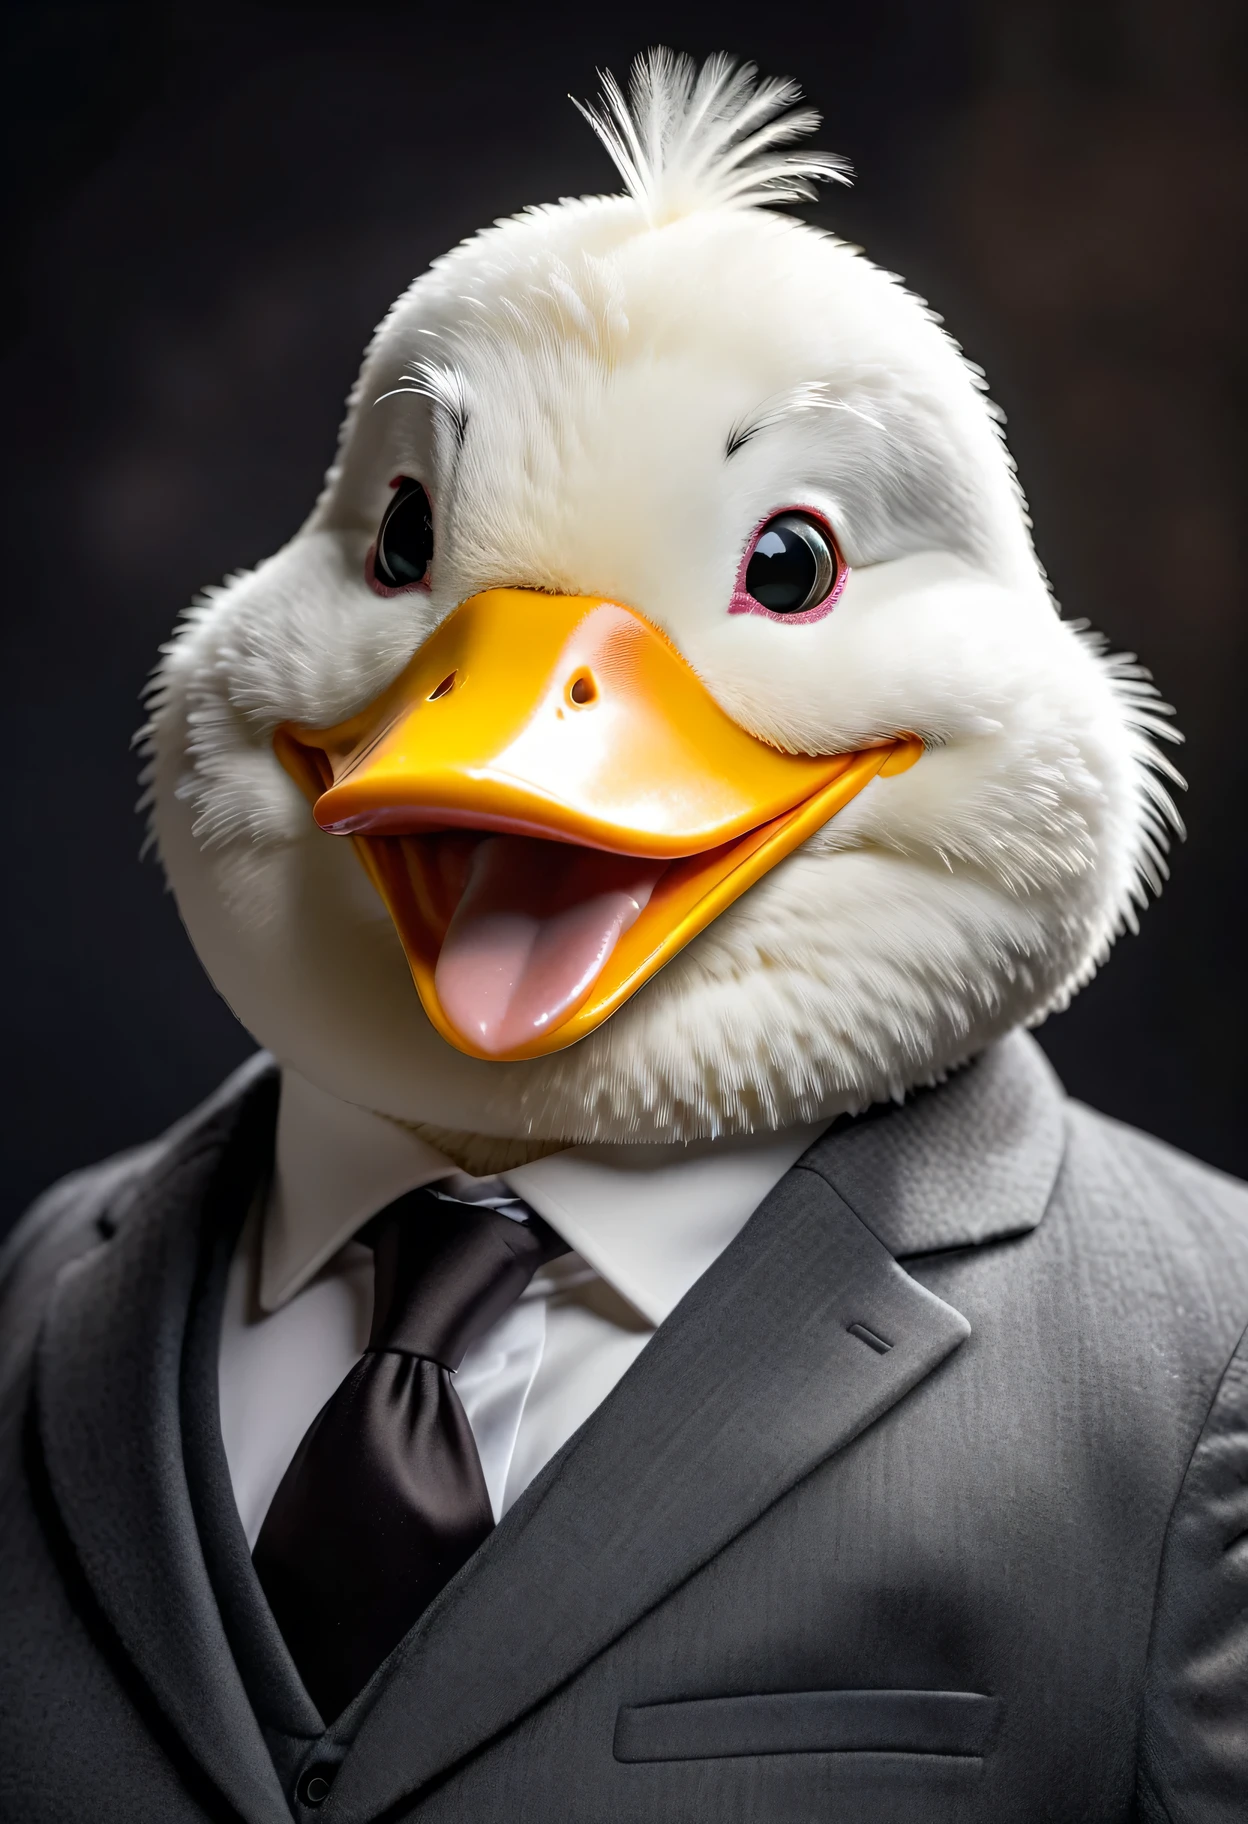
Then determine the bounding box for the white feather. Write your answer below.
[573,48,849,222]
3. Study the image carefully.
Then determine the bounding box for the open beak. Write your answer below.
[275,588,920,1061]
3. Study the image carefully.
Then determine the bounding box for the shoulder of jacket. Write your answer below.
[1063,1097,1248,1234]
[1057,1099,1248,1349]
[0,1053,277,1381]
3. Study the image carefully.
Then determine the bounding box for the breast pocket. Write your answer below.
[613,1688,1002,1763]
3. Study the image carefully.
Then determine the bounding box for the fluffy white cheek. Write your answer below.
[153,747,516,1125]
[681,556,1014,754]
[641,848,1051,1065]
[470,840,1057,1142]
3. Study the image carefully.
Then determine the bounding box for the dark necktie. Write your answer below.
[252,1185,566,1722]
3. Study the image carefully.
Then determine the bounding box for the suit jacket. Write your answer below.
[2,1032,1246,1823]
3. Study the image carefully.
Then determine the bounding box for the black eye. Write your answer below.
[744,513,838,614]
[373,478,433,589]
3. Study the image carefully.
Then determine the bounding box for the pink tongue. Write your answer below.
[434,836,664,1055]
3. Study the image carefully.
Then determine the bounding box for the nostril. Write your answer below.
[428,671,457,702]
[568,672,597,707]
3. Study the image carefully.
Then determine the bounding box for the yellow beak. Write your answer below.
[275,588,919,1061]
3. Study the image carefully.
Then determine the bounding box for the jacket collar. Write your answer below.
[806,1029,1066,1258]
[325,1032,1064,1821]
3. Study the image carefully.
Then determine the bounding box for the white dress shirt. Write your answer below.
[219,1069,826,1547]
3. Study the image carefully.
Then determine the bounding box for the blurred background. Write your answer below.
[3,0,1245,1237]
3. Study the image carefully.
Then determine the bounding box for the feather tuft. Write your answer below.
[573,48,849,225]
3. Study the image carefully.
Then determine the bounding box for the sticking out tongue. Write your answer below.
[434,835,665,1055]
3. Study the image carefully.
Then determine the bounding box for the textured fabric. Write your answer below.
[2,1036,1247,1823]
[1,1059,292,1824]
[805,1031,1066,1257]
[1137,1322,1248,1823]
[253,1190,565,1722]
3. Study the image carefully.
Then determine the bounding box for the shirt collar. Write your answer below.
[262,1068,827,1325]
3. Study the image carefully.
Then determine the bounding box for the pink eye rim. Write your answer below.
[365,475,435,598]
[729,504,849,625]
[364,540,433,599]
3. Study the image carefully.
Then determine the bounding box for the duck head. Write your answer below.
[146,52,1180,1151]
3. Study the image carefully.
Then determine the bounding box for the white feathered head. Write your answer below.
[145,51,1180,1147]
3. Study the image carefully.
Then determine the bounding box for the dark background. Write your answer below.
[3,0,1245,1237]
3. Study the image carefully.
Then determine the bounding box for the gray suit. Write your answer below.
[2,1032,1246,1821]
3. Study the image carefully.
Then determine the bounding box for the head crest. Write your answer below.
[574,48,850,226]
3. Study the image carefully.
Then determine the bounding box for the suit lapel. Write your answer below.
[807,1030,1067,1258]
[330,1161,970,1822]
[33,1058,292,1824]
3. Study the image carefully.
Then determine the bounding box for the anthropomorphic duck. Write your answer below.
[4,53,1246,1824]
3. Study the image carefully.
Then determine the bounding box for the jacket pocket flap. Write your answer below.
[614,1688,1002,1763]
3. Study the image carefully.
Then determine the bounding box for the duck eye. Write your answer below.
[372,478,433,590]
[745,512,837,615]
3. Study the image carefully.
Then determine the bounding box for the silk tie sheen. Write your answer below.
[252,1186,566,1722]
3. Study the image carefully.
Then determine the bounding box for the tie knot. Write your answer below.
[364,1187,565,1370]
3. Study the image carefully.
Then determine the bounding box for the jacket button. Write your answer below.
[297,1763,337,1807]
